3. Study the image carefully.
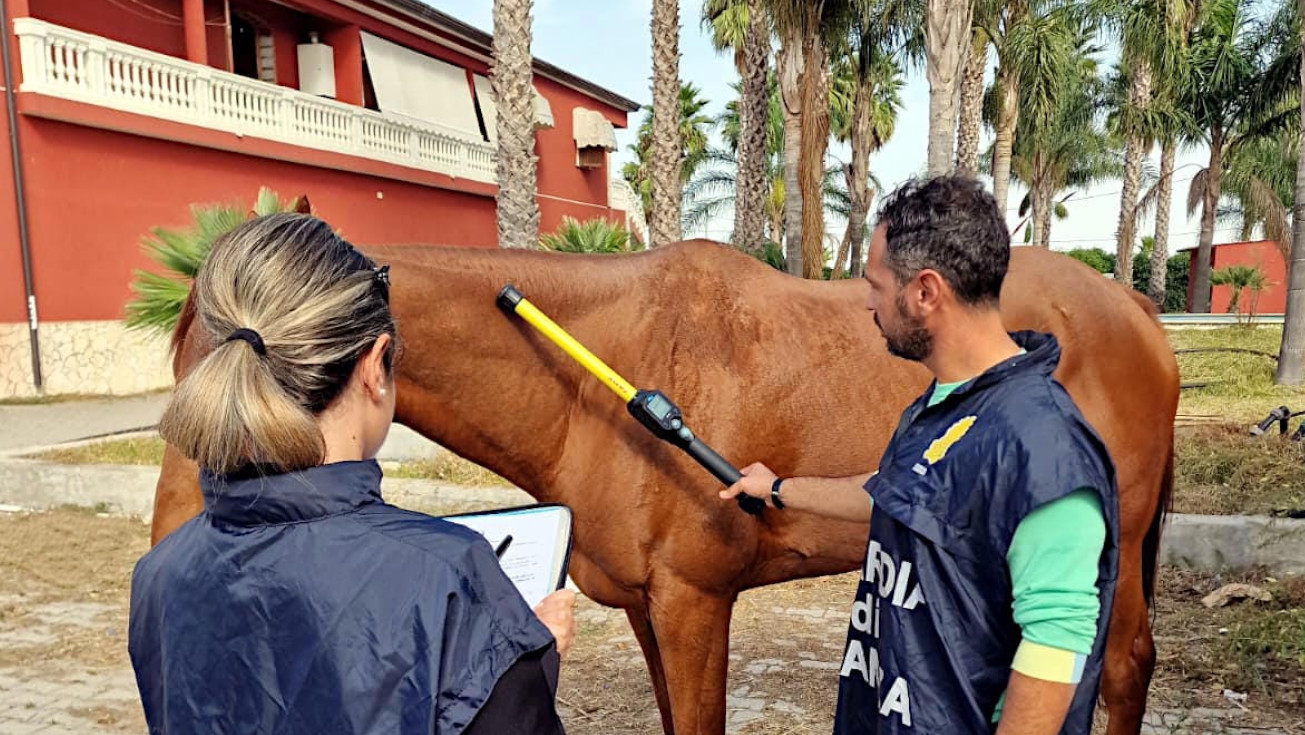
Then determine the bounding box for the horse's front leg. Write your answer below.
[646,573,737,735]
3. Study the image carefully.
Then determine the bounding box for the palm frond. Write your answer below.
[124,187,308,333]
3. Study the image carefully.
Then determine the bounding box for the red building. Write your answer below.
[0,0,641,398]
[1183,240,1286,314]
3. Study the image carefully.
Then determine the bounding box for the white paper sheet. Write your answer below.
[443,505,572,608]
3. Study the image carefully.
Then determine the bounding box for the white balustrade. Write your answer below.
[13,18,497,185]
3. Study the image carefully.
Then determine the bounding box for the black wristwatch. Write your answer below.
[770,477,786,509]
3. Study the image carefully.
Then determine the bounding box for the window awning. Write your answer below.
[360,31,480,138]
[573,107,617,150]
[532,89,554,129]
[473,74,555,142]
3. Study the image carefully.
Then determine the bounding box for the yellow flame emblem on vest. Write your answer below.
[922,416,977,465]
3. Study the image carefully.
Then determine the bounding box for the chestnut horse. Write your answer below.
[149,240,1177,735]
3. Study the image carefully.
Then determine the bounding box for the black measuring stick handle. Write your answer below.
[684,437,743,486]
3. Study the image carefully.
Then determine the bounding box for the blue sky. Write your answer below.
[426,0,1241,254]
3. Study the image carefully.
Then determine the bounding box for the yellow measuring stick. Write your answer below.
[497,284,763,515]
[499,287,638,402]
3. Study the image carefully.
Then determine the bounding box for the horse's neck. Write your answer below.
[379,246,642,497]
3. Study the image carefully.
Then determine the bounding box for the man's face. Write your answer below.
[865,224,933,362]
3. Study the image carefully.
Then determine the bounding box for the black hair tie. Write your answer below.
[225,328,267,356]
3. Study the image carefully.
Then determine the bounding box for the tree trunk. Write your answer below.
[492,0,540,249]
[1115,61,1152,287]
[798,7,830,280]
[955,30,987,177]
[837,71,875,279]
[991,62,1020,213]
[1149,138,1176,308]
[924,0,973,177]
[1192,124,1224,314]
[1030,179,1052,248]
[832,173,854,280]
[778,28,804,275]
[769,203,784,250]
[1277,0,1305,385]
[649,0,682,247]
[732,0,769,255]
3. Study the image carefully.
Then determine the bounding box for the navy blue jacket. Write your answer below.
[833,332,1119,735]
[129,460,556,734]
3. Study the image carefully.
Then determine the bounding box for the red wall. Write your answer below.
[0,118,497,322]
[0,105,20,325]
[534,76,616,219]
[1186,240,1287,314]
[29,0,227,63]
[4,0,634,324]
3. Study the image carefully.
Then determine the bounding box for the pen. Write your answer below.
[495,534,513,559]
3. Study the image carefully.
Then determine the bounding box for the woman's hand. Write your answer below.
[532,590,576,658]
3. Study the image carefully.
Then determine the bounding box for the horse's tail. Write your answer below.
[1141,443,1174,608]
[1123,282,1172,608]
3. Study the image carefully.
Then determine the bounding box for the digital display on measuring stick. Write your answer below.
[645,393,674,421]
[631,390,684,436]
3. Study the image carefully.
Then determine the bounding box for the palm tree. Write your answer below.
[829,41,903,277]
[491,0,540,249]
[978,0,1036,214]
[125,188,309,333]
[1211,264,1268,316]
[1182,0,1279,312]
[925,0,975,175]
[539,216,641,253]
[1004,36,1122,247]
[1141,61,1199,306]
[766,0,868,278]
[1276,0,1305,383]
[682,148,854,252]
[1148,133,1181,305]
[1220,131,1297,257]
[650,0,684,247]
[621,83,715,215]
[955,22,991,177]
[705,0,772,254]
[1097,0,1193,287]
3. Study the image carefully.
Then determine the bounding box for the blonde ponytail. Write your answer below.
[159,214,395,476]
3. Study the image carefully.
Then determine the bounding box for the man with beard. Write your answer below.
[721,176,1118,735]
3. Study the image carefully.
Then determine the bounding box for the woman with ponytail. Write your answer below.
[128,214,574,734]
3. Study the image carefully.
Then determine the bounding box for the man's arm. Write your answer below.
[995,489,1106,734]
[995,672,1075,735]
[719,463,874,523]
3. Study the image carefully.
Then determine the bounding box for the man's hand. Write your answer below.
[532,590,576,658]
[719,462,779,505]
[720,464,875,523]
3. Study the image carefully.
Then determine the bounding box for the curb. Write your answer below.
[1160,514,1305,576]
[0,459,532,519]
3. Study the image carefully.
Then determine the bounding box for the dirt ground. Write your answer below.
[0,507,1300,735]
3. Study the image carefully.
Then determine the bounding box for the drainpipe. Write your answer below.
[0,0,40,389]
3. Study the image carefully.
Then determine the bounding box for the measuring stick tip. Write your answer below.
[497,285,524,312]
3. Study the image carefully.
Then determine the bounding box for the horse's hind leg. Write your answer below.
[627,606,675,735]
[1101,546,1156,735]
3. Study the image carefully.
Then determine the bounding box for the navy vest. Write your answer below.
[833,332,1118,735]
[129,460,555,734]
